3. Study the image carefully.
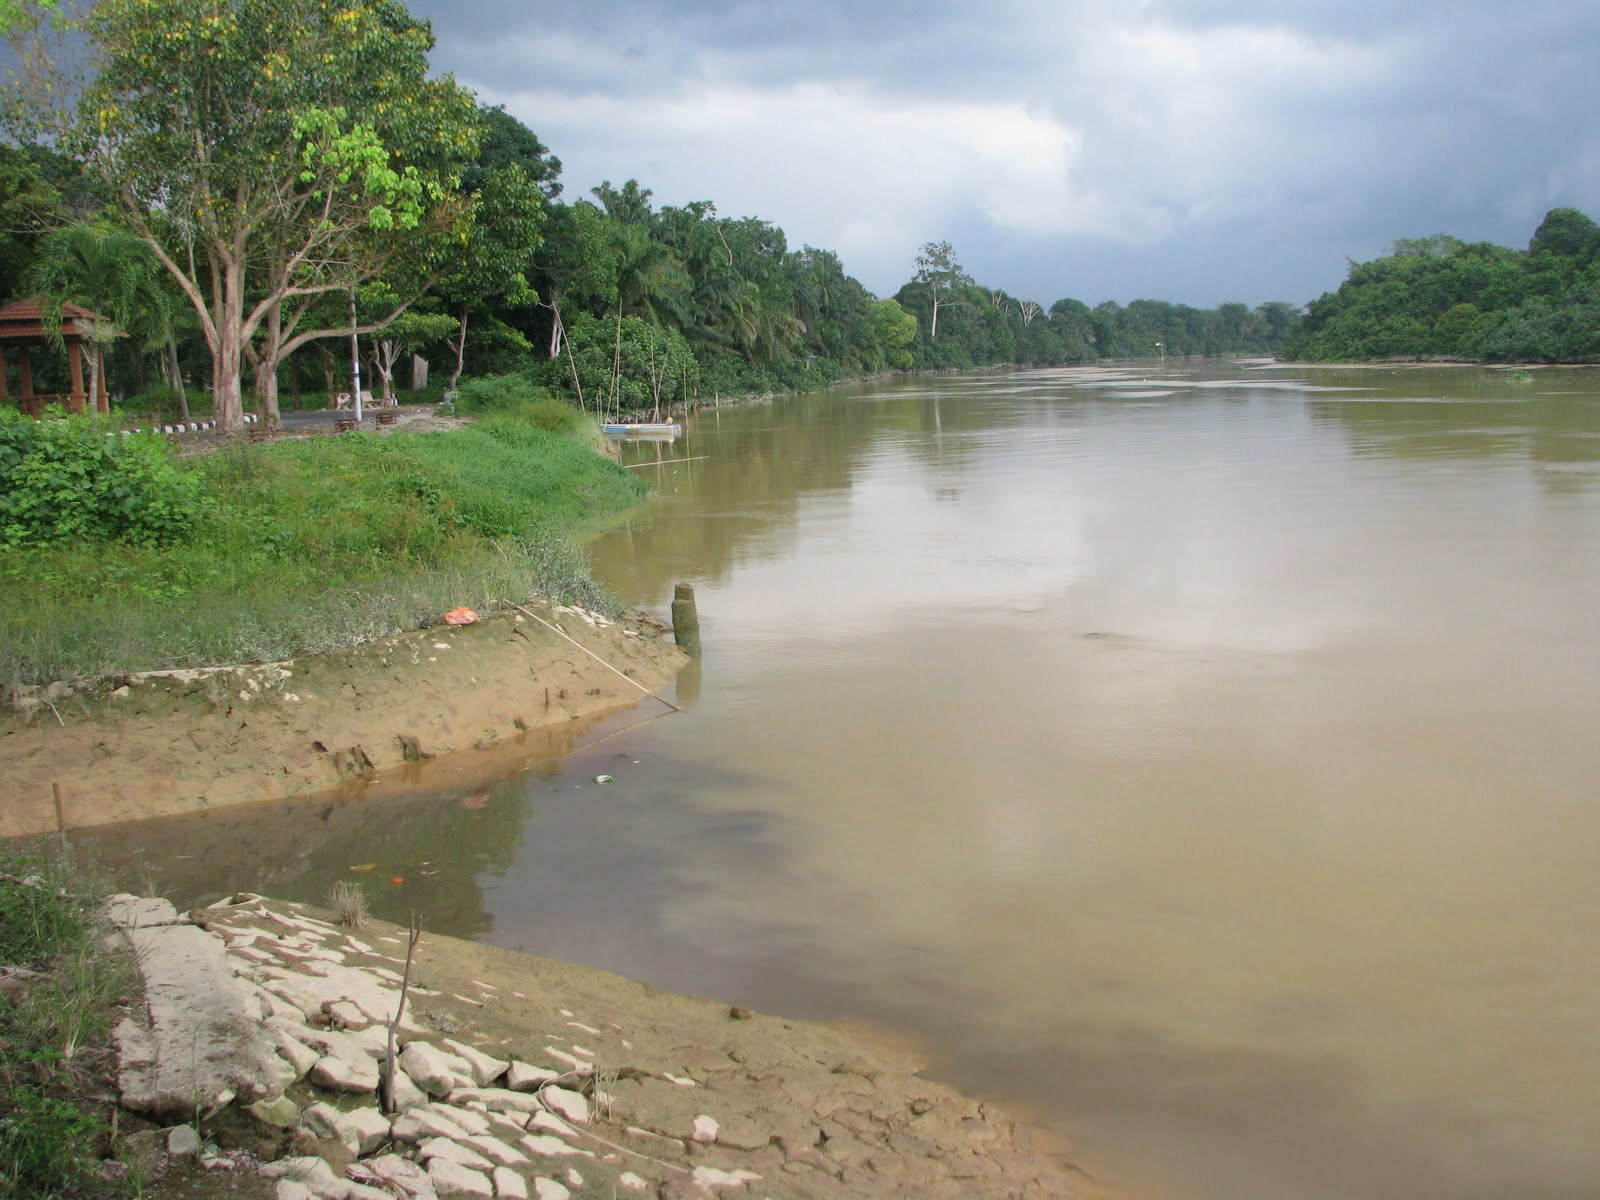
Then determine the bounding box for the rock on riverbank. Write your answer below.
[106,893,1093,1199]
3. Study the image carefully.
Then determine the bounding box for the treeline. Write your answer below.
[1283,208,1600,363]
[892,241,1298,369]
[0,0,1304,434]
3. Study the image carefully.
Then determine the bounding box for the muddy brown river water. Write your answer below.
[83,362,1600,1200]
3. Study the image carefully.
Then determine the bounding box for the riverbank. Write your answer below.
[0,602,687,837]
[97,890,1095,1199]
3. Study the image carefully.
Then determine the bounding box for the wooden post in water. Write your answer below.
[671,583,702,658]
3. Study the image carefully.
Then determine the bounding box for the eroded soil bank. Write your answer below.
[1,603,687,837]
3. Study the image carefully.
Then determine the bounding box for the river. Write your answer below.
[82,362,1600,1200]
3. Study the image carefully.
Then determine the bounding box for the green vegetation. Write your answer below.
[0,407,645,682]
[0,845,135,1200]
[1284,208,1600,362]
[0,410,201,547]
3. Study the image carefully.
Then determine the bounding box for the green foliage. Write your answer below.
[0,845,134,1200]
[1285,208,1600,363]
[454,372,551,414]
[0,410,202,548]
[0,409,644,681]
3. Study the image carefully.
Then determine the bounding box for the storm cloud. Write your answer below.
[409,0,1600,308]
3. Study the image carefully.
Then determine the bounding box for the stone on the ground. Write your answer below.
[104,894,181,929]
[691,1114,719,1144]
[392,1107,473,1142]
[248,1095,302,1128]
[505,1061,561,1092]
[115,922,283,1118]
[426,1102,492,1136]
[618,1173,647,1193]
[418,1136,496,1172]
[343,1107,392,1154]
[690,1166,762,1190]
[459,1133,526,1165]
[403,1041,470,1097]
[271,1027,323,1081]
[353,1154,438,1200]
[387,1062,429,1112]
[442,1038,510,1087]
[518,1134,593,1159]
[532,1179,570,1200]
[325,1000,370,1029]
[448,1087,542,1116]
[300,1103,343,1142]
[260,1157,342,1193]
[538,1087,588,1125]
[275,1182,316,1200]
[492,1166,529,1199]
[427,1157,494,1197]
[310,1052,379,1094]
[167,1124,200,1157]
[526,1111,574,1139]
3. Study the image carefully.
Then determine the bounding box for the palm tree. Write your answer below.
[27,223,173,415]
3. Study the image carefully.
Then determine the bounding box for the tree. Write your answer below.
[462,104,562,199]
[26,222,171,411]
[63,0,480,431]
[871,299,916,368]
[433,161,546,391]
[1528,208,1600,260]
[912,241,968,340]
[531,200,617,360]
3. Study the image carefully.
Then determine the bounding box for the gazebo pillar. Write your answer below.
[96,352,109,413]
[18,345,34,404]
[66,340,85,414]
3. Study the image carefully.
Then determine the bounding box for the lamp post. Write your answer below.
[1155,340,1165,365]
[349,288,363,423]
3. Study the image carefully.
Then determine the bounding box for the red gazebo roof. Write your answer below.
[0,298,114,342]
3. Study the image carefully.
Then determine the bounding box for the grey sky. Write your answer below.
[409,0,1600,308]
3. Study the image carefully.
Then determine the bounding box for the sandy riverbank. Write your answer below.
[109,892,1096,1199]
[0,602,688,838]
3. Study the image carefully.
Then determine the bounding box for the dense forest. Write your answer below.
[1283,208,1600,363]
[0,0,1300,432]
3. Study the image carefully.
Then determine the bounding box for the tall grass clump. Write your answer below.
[0,408,645,683]
[0,845,136,1199]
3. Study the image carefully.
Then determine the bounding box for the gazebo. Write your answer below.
[0,298,113,416]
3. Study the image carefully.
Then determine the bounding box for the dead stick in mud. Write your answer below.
[52,782,64,836]
[512,603,682,713]
[379,908,419,1120]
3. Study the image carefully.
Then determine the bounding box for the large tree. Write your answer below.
[912,240,967,340]
[61,0,480,431]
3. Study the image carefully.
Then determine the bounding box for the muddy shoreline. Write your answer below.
[0,602,688,838]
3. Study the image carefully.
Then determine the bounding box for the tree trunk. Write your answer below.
[610,307,623,420]
[168,338,190,422]
[449,307,468,391]
[256,301,284,428]
[318,345,336,403]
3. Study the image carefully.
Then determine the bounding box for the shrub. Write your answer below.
[122,382,184,422]
[0,410,204,548]
[453,372,550,414]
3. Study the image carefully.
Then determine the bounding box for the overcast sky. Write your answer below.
[408,0,1600,310]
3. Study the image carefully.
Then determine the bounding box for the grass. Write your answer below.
[0,843,137,1199]
[326,881,369,928]
[0,407,647,683]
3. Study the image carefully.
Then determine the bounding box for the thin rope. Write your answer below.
[512,602,682,713]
